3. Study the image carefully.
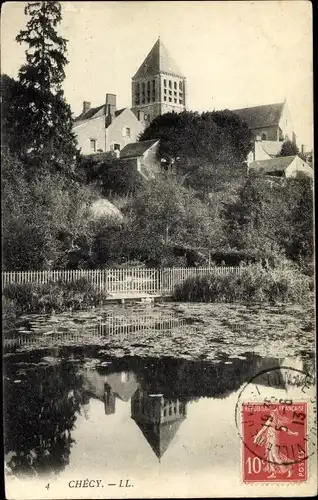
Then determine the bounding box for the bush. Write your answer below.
[2,296,18,332]
[173,263,312,304]
[3,278,109,316]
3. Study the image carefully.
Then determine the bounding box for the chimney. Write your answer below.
[83,101,91,114]
[105,93,117,127]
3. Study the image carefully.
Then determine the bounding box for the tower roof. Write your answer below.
[133,419,185,459]
[133,38,185,80]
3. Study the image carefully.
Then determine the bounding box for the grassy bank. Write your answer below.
[173,264,313,304]
[3,278,109,326]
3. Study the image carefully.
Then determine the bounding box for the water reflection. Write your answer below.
[4,359,83,477]
[4,312,186,349]
[131,390,187,459]
[4,349,314,478]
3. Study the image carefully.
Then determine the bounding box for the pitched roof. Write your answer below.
[115,108,126,117]
[75,106,127,123]
[249,155,296,173]
[120,139,159,159]
[105,373,139,402]
[75,104,105,122]
[232,102,284,130]
[133,38,184,79]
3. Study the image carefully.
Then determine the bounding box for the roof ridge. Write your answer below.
[133,39,184,80]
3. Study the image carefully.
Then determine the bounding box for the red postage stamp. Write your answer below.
[242,402,308,483]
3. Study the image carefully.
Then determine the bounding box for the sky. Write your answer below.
[1,1,313,148]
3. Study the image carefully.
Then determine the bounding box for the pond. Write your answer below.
[3,302,316,498]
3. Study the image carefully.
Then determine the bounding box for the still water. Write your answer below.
[3,303,316,498]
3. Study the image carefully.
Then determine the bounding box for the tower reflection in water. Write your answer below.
[84,368,188,459]
[131,389,187,459]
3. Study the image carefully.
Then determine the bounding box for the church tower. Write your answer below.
[131,38,186,124]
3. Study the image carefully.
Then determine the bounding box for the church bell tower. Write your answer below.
[131,38,186,124]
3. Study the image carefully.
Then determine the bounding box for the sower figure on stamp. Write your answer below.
[253,408,299,479]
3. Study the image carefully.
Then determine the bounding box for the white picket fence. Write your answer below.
[2,266,242,296]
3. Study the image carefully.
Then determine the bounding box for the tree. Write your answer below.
[222,174,314,264]
[122,176,219,265]
[278,140,306,161]
[283,178,313,263]
[76,155,144,197]
[139,110,252,193]
[1,74,26,154]
[222,175,281,259]
[15,1,77,175]
[2,151,96,270]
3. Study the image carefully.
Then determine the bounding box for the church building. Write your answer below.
[73,38,186,155]
[131,38,187,124]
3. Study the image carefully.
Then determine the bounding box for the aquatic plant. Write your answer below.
[3,278,109,316]
[173,263,312,304]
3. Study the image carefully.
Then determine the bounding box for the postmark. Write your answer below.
[235,366,316,483]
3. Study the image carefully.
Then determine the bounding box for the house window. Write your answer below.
[261,133,267,141]
[164,79,167,87]
[179,81,183,90]
[179,99,183,104]
[113,143,120,151]
[174,81,177,89]
[90,139,96,153]
[174,98,177,103]
[122,127,131,137]
[169,97,172,102]
[164,96,167,101]
[169,80,172,88]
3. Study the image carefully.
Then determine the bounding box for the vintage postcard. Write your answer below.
[1,1,316,499]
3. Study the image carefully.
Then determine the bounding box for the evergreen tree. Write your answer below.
[16,1,77,175]
[278,139,306,161]
[278,140,299,157]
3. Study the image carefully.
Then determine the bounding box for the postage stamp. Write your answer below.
[235,365,316,485]
[242,402,307,483]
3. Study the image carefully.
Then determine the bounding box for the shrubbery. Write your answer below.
[173,264,313,304]
[3,278,109,316]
